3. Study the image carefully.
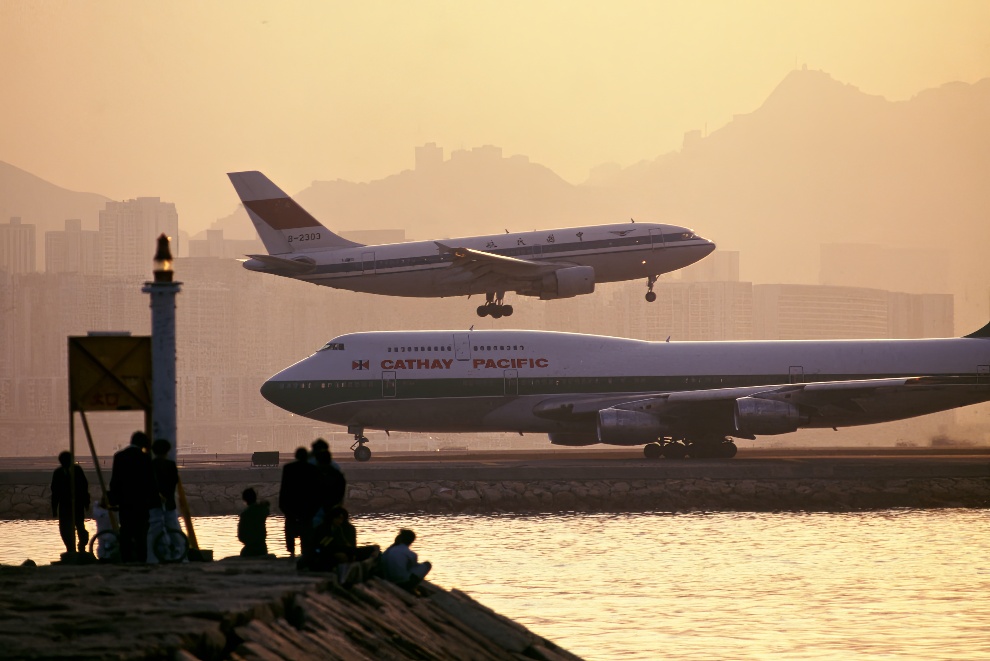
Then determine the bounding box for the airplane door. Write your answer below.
[453,334,471,361]
[382,371,396,398]
[362,251,376,274]
[978,365,989,383]
[650,228,665,250]
[789,366,804,384]
[504,370,518,396]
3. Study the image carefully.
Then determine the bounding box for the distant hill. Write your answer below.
[595,69,990,288]
[0,161,112,264]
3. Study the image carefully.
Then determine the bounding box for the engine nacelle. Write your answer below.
[597,408,662,445]
[733,397,807,435]
[539,266,595,300]
[548,432,601,446]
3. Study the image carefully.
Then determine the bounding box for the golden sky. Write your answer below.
[1,0,988,232]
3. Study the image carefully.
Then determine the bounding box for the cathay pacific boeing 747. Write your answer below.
[261,323,990,461]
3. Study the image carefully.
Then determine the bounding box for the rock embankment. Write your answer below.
[3,456,989,519]
[0,558,582,660]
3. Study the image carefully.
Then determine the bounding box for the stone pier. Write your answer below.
[0,558,583,660]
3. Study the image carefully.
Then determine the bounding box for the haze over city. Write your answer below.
[2,1,989,229]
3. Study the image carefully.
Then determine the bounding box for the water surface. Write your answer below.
[3,510,988,660]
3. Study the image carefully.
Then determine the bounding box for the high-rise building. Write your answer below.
[0,217,36,274]
[754,284,953,339]
[679,250,740,283]
[99,198,179,279]
[415,142,444,171]
[45,219,101,275]
[820,243,950,294]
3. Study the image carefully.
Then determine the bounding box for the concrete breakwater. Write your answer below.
[0,558,582,660]
[3,456,989,519]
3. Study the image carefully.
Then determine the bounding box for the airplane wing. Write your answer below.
[434,242,566,279]
[534,376,990,437]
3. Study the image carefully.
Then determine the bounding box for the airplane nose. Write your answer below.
[260,378,298,414]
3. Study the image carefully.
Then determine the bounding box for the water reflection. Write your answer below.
[2,510,988,660]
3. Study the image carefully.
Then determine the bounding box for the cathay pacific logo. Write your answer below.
[352,360,370,370]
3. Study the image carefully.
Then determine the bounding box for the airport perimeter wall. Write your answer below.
[3,459,989,519]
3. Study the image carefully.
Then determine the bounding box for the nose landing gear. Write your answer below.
[645,275,658,303]
[476,291,514,318]
[348,427,372,462]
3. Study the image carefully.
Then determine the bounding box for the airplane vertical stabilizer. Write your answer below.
[227,171,364,255]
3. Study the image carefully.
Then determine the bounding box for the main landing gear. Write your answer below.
[642,437,738,460]
[477,291,513,318]
[645,275,658,303]
[349,426,372,462]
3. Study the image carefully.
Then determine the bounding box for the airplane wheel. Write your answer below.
[354,444,372,462]
[502,305,514,317]
[643,442,663,459]
[477,305,489,317]
[645,291,657,303]
[490,308,503,319]
[720,441,738,458]
[662,443,687,459]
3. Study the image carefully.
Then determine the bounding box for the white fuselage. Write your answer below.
[261,330,990,440]
[244,223,714,297]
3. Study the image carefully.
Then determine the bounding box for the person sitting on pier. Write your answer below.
[237,487,270,557]
[310,505,353,569]
[381,529,432,593]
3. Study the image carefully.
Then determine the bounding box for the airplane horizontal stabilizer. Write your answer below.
[245,253,316,273]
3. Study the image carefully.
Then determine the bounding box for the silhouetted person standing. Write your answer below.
[147,439,180,564]
[109,431,158,562]
[314,448,347,519]
[51,451,90,554]
[238,487,270,557]
[279,446,320,558]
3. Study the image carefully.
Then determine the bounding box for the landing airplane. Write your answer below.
[260,323,990,461]
[227,171,716,317]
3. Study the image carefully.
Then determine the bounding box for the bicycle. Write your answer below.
[153,526,189,563]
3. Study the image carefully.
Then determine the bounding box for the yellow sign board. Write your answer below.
[68,335,152,412]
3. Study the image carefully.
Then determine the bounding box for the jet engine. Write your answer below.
[548,432,600,446]
[597,408,662,445]
[539,266,595,300]
[733,397,807,435]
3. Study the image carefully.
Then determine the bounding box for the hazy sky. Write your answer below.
[2,0,989,233]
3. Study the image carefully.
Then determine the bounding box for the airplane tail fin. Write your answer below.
[227,171,363,255]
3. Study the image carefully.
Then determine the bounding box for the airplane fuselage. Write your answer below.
[244,223,713,298]
[261,330,990,442]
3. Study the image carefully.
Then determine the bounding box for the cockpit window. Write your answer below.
[318,342,345,352]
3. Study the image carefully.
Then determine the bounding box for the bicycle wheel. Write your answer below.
[89,529,121,562]
[153,526,188,563]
